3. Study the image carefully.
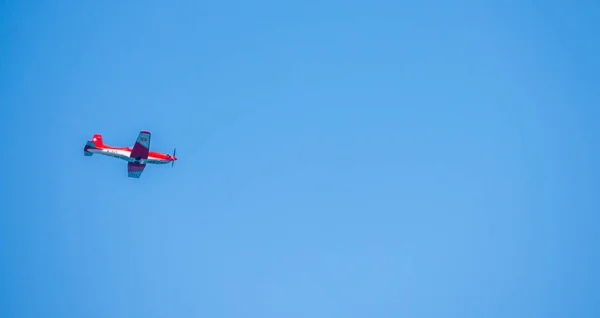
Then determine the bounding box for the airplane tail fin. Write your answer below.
[90,134,103,146]
[83,134,103,156]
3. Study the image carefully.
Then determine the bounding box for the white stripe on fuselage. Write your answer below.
[88,148,170,164]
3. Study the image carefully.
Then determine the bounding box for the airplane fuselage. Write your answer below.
[86,146,173,164]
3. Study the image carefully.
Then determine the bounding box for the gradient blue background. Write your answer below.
[1,1,599,317]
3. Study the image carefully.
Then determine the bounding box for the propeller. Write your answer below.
[171,148,177,167]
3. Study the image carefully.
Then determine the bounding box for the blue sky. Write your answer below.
[1,0,599,317]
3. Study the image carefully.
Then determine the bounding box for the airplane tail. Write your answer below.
[83,134,103,156]
[90,134,104,147]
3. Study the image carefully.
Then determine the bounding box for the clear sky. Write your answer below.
[1,0,599,317]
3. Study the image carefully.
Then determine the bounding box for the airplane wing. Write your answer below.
[128,162,146,178]
[130,130,151,160]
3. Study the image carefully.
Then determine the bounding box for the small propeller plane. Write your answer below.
[83,130,177,178]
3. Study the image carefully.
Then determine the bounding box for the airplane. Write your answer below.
[83,130,177,178]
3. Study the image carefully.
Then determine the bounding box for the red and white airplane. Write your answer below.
[83,130,177,178]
